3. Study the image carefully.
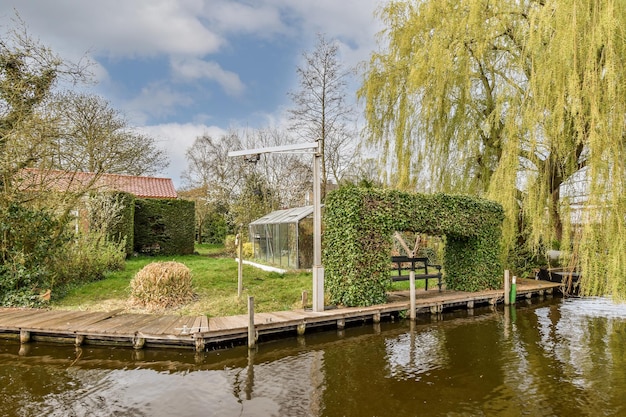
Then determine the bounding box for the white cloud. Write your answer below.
[171,57,245,96]
[124,83,195,126]
[201,0,291,37]
[138,122,228,188]
[2,0,223,58]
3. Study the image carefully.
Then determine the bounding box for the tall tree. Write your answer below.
[52,92,169,176]
[182,131,245,209]
[360,0,626,297]
[289,34,356,199]
[0,21,87,201]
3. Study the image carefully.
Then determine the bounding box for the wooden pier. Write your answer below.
[0,278,561,351]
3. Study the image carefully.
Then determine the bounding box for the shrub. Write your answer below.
[129,261,194,310]
[0,203,67,307]
[224,235,253,258]
[51,232,126,287]
[224,234,237,257]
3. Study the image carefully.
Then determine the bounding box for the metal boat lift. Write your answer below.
[229,142,325,312]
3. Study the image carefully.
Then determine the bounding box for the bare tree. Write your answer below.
[182,131,245,207]
[52,92,168,176]
[251,127,311,208]
[288,34,356,199]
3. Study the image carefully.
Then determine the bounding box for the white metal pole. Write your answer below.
[312,143,324,312]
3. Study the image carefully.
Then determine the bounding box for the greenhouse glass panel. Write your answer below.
[249,206,316,269]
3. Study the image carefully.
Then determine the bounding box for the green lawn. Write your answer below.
[52,244,312,317]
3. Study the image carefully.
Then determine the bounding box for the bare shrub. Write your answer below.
[129,261,194,310]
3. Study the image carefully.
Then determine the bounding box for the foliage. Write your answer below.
[133,198,195,256]
[51,231,126,287]
[202,209,230,244]
[360,0,626,298]
[0,204,66,307]
[228,171,280,230]
[323,186,504,306]
[129,261,194,310]
[224,234,252,258]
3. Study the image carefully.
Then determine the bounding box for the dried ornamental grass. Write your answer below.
[130,261,194,310]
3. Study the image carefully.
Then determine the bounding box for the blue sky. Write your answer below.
[0,1,383,187]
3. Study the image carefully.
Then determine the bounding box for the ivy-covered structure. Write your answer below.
[323,186,504,307]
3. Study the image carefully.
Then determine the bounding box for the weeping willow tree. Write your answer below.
[359,0,626,298]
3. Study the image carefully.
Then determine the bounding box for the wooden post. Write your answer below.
[297,322,306,336]
[238,232,243,298]
[301,290,308,309]
[19,330,30,344]
[504,270,510,305]
[248,296,256,349]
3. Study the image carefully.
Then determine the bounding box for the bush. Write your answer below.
[224,235,252,258]
[51,232,126,287]
[129,261,194,310]
[224,234,237,257]
[0,204,67,307]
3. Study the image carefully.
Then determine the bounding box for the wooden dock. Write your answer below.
[0,278,561,351]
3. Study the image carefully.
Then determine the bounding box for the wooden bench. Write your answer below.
[390,255,443,291]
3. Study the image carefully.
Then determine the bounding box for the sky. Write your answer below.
[0,0,384,188]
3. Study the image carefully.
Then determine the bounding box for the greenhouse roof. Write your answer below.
[250,205,316,225]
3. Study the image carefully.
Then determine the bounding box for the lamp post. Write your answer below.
[311,141,324,312]
[228,142,325,312]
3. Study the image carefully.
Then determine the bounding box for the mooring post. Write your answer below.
[504,270,510,305]
[237,232,243,298]
[510,275,517,304]
[301,290,308,310]
[248,296,256,349]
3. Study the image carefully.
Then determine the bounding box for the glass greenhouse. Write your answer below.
[249,206,314,270]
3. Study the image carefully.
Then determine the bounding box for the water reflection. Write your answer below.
[1,297,626,416]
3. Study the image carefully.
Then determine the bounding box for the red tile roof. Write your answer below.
[20,169,178,199]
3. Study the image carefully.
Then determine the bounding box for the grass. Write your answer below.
[52,244,312,317]
[51,243,435,317]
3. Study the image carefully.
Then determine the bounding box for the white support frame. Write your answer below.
[228,142,325,312]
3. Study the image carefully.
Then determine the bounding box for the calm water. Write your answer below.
[1,296,626,417]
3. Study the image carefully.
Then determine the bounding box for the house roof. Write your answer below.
[19,169,178,199]
[250,205,316,225]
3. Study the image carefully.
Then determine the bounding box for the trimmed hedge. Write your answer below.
[323,186,504,306]
[133,198,195,255]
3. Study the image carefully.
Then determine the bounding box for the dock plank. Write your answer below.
[136,315,184,336]
[80,313,156,335]
[51,310,124,332]
[160,316,198,336]
[209,315,248,331]
[17,310,96,330]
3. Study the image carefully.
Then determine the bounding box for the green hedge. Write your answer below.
[133,198,195,255]
[323,186,504,306]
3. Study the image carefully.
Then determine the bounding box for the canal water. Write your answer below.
[1,296,625,417]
